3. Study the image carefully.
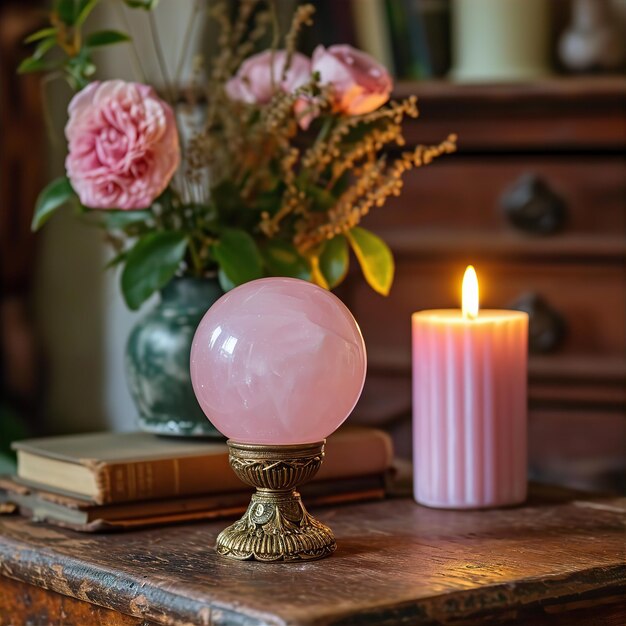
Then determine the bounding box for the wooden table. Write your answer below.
[0,487,624,626]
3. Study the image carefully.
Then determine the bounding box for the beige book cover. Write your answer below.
[12,425,393,504]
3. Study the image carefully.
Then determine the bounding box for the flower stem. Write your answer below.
[173,0,203,101]
[316,116,334,144]
[187,236,203,276]
[268,0,280,89]
[114,0,148,83]
[148,10,175,102]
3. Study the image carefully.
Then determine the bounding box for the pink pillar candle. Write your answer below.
[412,309,528,509]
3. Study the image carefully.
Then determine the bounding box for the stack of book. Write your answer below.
[0,426,393,532]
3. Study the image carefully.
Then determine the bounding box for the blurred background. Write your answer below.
[1,0,625,491]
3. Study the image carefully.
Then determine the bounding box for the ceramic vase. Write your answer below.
[125,276,224,437]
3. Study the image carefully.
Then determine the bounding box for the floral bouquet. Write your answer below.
[22,0,456,310]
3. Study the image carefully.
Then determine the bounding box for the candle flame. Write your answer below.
[462,265,479,320]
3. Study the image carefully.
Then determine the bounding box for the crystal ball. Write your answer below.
[190,277,367,444]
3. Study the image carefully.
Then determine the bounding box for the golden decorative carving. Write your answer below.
[216,441,336,562]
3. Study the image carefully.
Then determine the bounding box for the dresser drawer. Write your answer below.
[366,156,625,238]
[399,79,626,152]
[349,259,626,370]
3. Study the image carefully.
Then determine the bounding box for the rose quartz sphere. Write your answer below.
[190,277,367,444]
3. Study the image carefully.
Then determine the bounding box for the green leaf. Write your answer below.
[76,0,100,26]
[121,231,187,310]
[33,38,57,60]
[65,70,88,90]
[217,268,236,293]
[86,30,131,48]
[319,235,349,288]
[101,209,152,230]
[123,0,159,9]
[306,184,337,212]
[261,240,310,280]
[24,28,57,44]
[309,254,329,290]
[55,0,78,25]
[18,57,57,74]
[254,189,282,217]
[346,227,394,296]
[65,55,96,89]
[31,177,76,231]
[212,228,263,286]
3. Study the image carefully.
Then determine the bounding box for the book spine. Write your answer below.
[385,0,409,78]
[92,456,232,505]
[95,461,162,504]
[403,0,434,79]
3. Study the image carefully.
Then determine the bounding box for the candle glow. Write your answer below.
[462,265,479,320]
[412,265,528,509]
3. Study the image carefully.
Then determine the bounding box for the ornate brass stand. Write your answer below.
[216,441,336,562]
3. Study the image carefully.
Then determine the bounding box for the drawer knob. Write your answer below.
[511,292,566,354]
[501,174,567,235]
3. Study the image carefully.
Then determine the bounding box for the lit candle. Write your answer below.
[412,266,528,509]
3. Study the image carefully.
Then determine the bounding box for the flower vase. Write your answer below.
[125,276,224,437]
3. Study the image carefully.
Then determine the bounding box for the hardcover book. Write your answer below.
[12,426,393,504]
[0,474,387,532]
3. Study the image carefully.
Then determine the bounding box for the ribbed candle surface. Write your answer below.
[412,310,528,509]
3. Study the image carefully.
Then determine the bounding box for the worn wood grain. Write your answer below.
[0,575,158,626]
[0,490,624,626]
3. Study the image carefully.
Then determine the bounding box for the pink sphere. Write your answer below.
[190,277,367,444]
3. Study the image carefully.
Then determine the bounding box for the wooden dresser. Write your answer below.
[345,78,626,492]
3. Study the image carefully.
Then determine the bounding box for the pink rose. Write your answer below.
[312,45,392,115]
[226,50,312,104]
[65,80,180,210]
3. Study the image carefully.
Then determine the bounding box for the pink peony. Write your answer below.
[312,45,392,115]
[226,50,312,104]
[65,80,180,210]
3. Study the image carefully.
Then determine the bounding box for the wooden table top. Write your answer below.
[0,487,624,626]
